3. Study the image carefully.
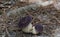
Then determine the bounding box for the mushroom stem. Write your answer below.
[32,26,39,34]
[22,23,33,33]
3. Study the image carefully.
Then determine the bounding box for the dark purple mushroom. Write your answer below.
[35,23,43,33]
[18,15,32,29]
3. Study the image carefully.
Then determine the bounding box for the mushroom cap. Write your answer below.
[18,15,32,28]
[35,23,43,33]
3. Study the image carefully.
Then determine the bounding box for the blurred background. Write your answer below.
[0,0,60,37]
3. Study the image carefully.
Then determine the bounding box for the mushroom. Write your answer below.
[18,15,33,33]
[32,23,43,34]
